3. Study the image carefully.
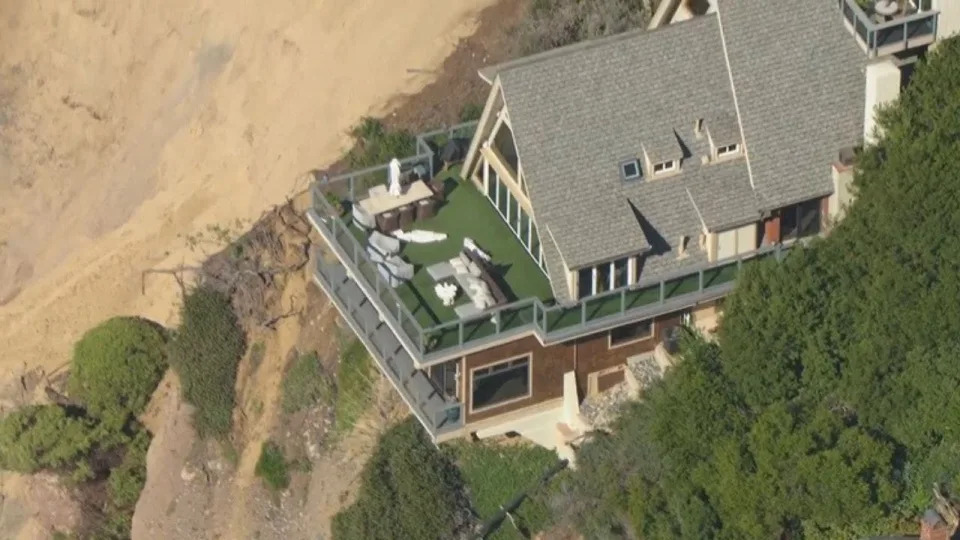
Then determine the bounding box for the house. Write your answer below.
[306,0,956,458]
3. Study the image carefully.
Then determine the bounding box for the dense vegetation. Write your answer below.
[0,316,166,538]
[555,38,960,539]
[255,440,291,491]
[449,441,559,540]
[333,339,374,433]
[281,351,332,414]
[169,285,245,437]
[68,317,167,431]
[332,419,469,540]
[346,117,417,170]
[515,0,650,55]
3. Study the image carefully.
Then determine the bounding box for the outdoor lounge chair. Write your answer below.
[369,230,401,256]
[352,203,376,230]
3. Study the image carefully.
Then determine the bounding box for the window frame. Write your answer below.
[469,355,533,414]
[717,143,740,158]
[608,319,655,349]
[653,159,678,175]
[620,159,642,181]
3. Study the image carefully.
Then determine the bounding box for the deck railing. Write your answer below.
[309,120,793,365]
[838,0,938,57]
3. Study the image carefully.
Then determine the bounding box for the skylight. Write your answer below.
[621,159,642,181]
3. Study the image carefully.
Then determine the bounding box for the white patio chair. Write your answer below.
[352,203,376,230]
[369,230,401,256]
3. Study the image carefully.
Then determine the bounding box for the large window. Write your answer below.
[576,257,633,299]
[578,267,593,299]
[781,199,821,242]
[493,122,519,174]
[609,319,653,348]
[483,161,548,274]
[471,356,531,411]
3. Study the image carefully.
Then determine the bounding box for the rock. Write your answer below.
[181,467,197,482]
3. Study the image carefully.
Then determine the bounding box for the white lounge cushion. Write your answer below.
[466,261,482,278]
[352,204,376,230]
[369,231,401,256]
[450,257,468,275]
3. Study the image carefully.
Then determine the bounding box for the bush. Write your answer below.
[515,0,650,55]
[97,427,151,538]
[68,317,167,430]
[334,340,375,433]
[0,405,98,474]
[459,102,484,122]
[169,285,245,437]
[255,440,290,491]
[451,441,559,539]
[332,419,468,540]
[346,118,416,170]
[282,352,332,414]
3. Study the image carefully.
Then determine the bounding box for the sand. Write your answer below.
[0,0,497,379]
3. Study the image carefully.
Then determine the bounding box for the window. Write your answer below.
[486,166,497,202]
[653,160,677,175]
[613,258,628,288]
[620,159,641,181]
[497,178,509,217]
[578,267,593,299]
[429,359,460,399]
[609,319,653,347]
[717,143,739,157]
[471,356,531,411]
[780,199,821,241]
[596,262,611,294]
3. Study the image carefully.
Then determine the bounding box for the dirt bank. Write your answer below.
[0,0,498,380]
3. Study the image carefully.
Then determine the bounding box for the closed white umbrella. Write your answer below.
[388,158,402,196]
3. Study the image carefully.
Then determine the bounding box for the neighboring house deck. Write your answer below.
[307,0,954,448]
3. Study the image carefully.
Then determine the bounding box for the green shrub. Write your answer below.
[0,405,98,473]
[346,118,416,169]
[255,440,290,491]
[282,352,332,414]
[515,0,650,55]
[332,419,468,540]
[334,340,374,433]
[68,317,167,430]
[169,285,245,437]
[95,427,152,539]
[459,102,484,122]
[451,442,558,539]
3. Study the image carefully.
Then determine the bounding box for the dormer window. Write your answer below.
[652,160,678,175]
[717,143,740,158]
[620,159,642,181]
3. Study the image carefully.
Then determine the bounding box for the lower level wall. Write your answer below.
[458,307,694,429]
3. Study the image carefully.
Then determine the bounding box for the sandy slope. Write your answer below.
[0,0,496,378]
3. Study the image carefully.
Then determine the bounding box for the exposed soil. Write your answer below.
[1,0,531,538]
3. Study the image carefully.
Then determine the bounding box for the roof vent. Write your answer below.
[700,154,711,166]
[694,118,704,139]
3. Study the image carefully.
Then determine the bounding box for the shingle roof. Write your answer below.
[717,0,865,209]
[498,15,742,270]
[480,0,865,300]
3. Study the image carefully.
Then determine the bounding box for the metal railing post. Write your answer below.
[698,269,704,292]
[458,321,464,345]
[542,304,548,332]
[620,289,626,313]
[659,281,665,304]
[349,175,355,202]
[580,301,587,325]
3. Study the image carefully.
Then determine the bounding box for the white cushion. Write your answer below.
[467,261,482,278]
[450,257,468,275]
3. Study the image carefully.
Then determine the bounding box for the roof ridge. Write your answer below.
[479,13,719,83]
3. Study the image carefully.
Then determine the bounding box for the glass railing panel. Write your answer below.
[663,273,701,300]
[584,292,624,323]
[423,321,460,353]
[624,284,661,311]
[876,23,905,48]
[545,304,583,333]
[703,260,739,289]
[461,313,499,346]
[498,301,536,333]
[906,16,935,39]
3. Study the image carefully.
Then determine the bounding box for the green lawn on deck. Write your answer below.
[358,171,553,327]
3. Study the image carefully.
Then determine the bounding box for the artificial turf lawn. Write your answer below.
[378,173,554,326]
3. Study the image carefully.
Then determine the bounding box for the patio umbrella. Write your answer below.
[388,158,402,197]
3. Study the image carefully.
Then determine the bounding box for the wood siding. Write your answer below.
[461,310,688,427]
